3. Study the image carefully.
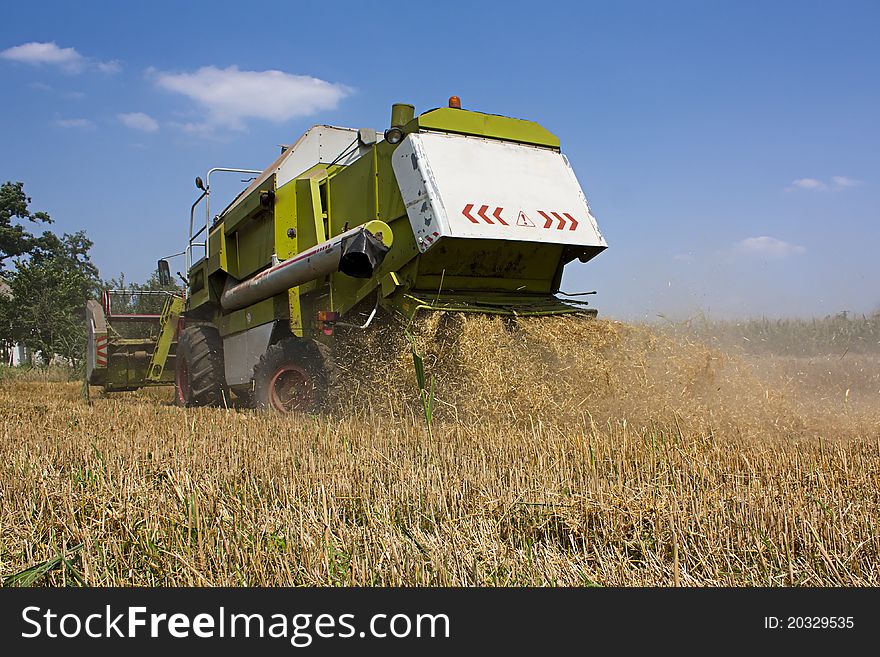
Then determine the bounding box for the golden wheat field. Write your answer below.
[1,315,878,586]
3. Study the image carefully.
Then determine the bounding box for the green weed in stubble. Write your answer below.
[1,544,84,588]
[406,330,435,440]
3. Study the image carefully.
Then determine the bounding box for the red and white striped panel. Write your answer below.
[95,333,108,368]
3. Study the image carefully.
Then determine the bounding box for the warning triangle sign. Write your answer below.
[516,211,535,227]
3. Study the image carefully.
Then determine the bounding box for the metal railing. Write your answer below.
[101,289,178,322]
[185,167,262,274]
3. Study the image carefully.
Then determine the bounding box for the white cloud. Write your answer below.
[2,41,83,70]
[96,60,122,74]
[118,112,159,132]
[165,120,215,137]
[55,117,94,129]
[788,176,863,192]
[830,176,861,189]
[152,65,350,132]
[28,82,85,100]
[0,41,120,73]
[736,236,806,258]
[790,178,827,191]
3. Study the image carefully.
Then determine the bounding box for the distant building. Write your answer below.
[0,278,30,366]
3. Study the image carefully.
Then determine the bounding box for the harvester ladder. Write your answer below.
[145,295,185,382]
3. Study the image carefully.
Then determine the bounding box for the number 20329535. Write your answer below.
[764,617,854,630]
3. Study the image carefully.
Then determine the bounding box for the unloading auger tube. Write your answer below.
[219,220,393,312]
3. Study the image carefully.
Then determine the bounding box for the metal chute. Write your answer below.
[220,221,393,312]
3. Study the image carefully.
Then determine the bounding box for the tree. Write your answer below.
[0,181,53,270]
[32,230,99,282]
[0,179,100,366]
[0,231,99,365]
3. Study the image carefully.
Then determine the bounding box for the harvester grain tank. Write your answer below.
[86,98,607,411]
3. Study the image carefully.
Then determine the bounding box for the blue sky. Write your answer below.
[1,0,877,320]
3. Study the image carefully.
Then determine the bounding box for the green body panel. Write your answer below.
[296,168,329,248]
[328,149,377,233]
[208,225,229,273]
[274,177,299,261]
[227,212,275,279]
[187,260,212,308]
[286,167,332,334]
[326,150,378,313]
[215,295,281,337]
[408,107,561,149]
[375,142,408,223]
[223,176,275,234]
[274,176,302,336]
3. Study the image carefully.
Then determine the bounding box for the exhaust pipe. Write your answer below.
[220,220,393,312]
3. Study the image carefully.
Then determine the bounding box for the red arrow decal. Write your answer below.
[538,210,554,229]
[477,204,493,224]
[462,203,479,223]
[563,212,579,231]
[551,212,567,230]
[492,207,508,225]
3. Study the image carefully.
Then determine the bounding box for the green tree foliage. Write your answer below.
[0,232,100,364]
[0,181,53,270]
[0,182,99,365]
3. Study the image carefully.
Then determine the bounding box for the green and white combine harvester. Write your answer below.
[86,98,608,411]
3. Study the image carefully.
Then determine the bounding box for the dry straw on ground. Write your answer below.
[1,315,878,586]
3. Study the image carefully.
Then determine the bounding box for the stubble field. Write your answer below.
[1,314,878,586]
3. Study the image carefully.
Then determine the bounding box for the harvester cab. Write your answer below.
[87,97,607,411]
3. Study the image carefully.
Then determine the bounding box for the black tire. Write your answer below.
[253,337,336,413]
[175,325,228,407]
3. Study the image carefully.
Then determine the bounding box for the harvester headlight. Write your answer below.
[384,127,404,145]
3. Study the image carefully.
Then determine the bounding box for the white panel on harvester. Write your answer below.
[391,132,607,253]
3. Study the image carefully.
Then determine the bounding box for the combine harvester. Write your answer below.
[86,98,607,411]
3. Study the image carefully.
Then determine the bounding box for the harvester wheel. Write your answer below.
[175,325,228,407]
[253,338,335,413]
